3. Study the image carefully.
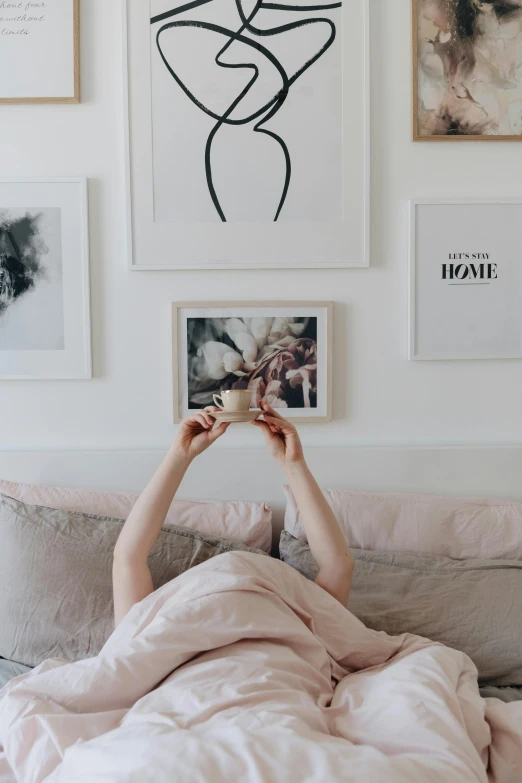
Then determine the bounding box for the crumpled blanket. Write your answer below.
[0,552,521,783]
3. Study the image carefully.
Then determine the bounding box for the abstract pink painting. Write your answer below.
[414,0,522,139]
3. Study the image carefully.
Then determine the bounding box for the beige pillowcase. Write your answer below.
[284,485,522,560]
[279,531,522,688]
[0,480,273,553]
[0,492,268,668]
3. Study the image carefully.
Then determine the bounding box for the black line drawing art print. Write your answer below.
[150,0,343,224]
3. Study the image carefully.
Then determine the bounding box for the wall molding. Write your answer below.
[2,445,522,537]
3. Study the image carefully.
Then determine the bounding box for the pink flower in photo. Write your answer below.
[233,338,317,409]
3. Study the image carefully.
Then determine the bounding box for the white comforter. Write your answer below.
[0,552,521,782]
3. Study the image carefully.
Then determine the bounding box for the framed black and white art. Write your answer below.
[0,178,91,379]
[124,0,369,269]
[173,302,332,422]
[0,0,80,104]
[409,199,522,361]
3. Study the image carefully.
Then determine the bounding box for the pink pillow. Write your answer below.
[284,486,522,560]
[0,480,272,553]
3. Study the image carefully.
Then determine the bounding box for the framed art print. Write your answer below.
[409,199,522,360]
[173,302,333,422]
[413,0,522,140]
[124,0,369,269]
[0,0,80,104]
[0,178,91,379]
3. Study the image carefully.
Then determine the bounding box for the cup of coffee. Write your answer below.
[213,389,253,413]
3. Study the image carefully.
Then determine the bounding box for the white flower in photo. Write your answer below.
[225,318,258,366]
[196,341,243,380]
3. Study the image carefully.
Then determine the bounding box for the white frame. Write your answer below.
[122,0,370,270]
[0,177,92,380]
[173,301,333,422]
[408,198,522,361]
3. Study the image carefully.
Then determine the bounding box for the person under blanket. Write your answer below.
[4,402,522,781]
[113,400,354,626]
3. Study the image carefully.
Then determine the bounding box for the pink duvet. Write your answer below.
[0,552,521,782]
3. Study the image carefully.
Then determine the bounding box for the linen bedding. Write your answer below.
[0,552,521,783]
[279,532,522,688]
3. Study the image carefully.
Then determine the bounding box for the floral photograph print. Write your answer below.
[414,0,522,139]
[173,303,332,422]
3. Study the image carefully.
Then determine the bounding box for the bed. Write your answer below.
[1,446,522,781]
[1,552,521,783]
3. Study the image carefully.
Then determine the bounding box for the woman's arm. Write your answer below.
[253,401,354,605]
[113,409,229,626]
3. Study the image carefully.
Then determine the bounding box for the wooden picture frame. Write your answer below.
[0,0,80,104]
[172,301,333,423]
[412,0,522,141]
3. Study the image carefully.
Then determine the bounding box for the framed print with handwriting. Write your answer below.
[0,0,80,104]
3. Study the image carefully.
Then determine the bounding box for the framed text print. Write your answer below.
[0,0,80,104]
[413,0,522,140]
[124,0,369,269]
[0,178,91,379]
[173,302,332,422]
[409,200,522,361]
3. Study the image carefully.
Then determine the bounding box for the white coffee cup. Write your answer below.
[213,389,253,413]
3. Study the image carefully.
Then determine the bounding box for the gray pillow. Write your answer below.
[0,492,268,668]
[279,531,522,687]
[0,658,32,690]
[479,686,522,703]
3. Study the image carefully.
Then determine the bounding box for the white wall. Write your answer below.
[1,0,522,453]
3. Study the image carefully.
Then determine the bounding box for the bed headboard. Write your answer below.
[1,446,521,543]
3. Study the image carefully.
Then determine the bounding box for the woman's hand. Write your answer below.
[173,407,229,462]
[252,401,305,468]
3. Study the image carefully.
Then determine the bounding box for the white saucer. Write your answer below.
[210,410,261,424]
